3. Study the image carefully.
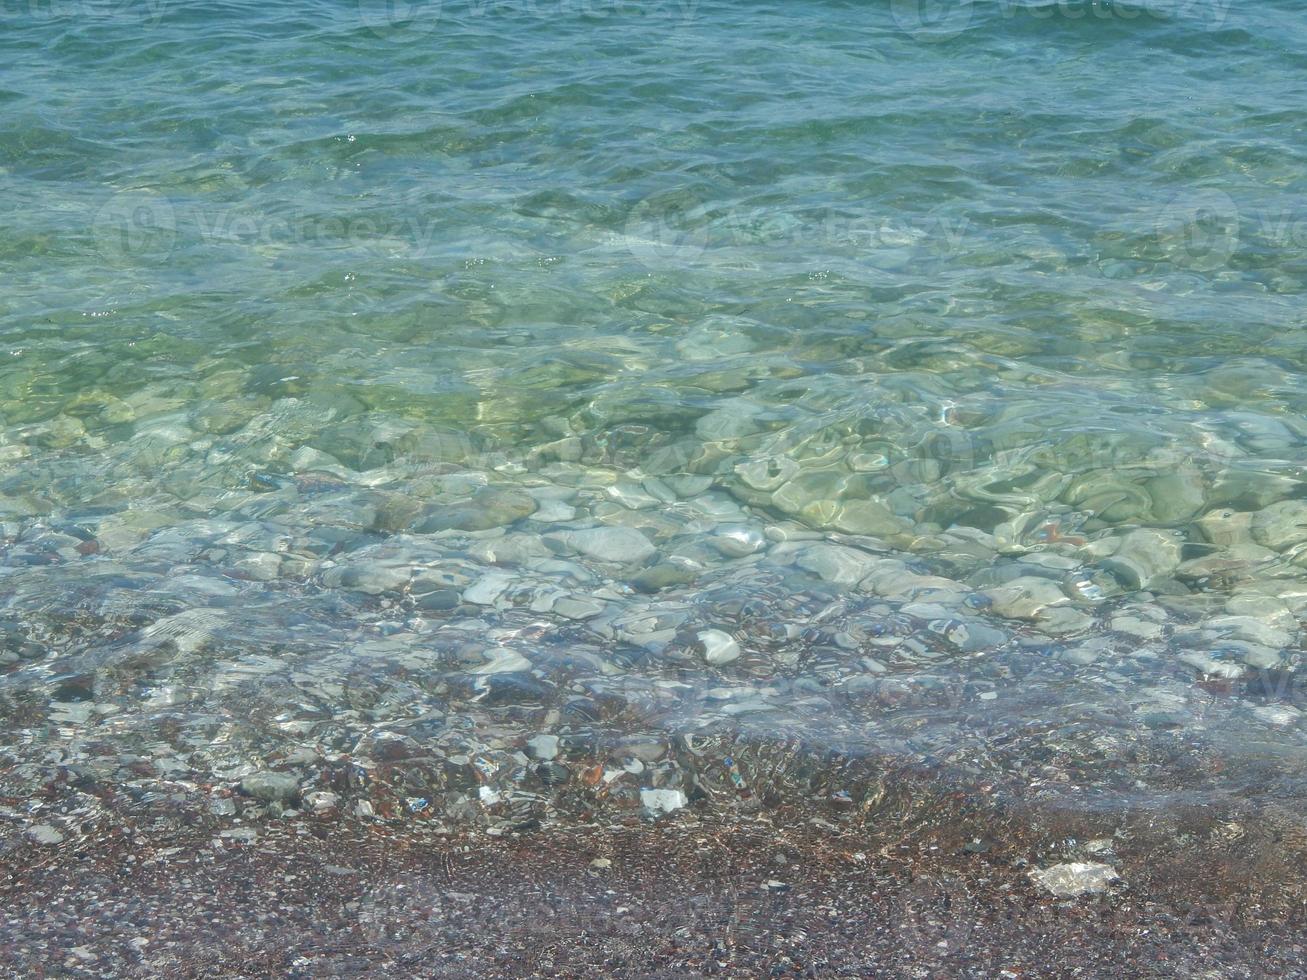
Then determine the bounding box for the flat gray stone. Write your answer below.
[1253,499,1307,551]
[526,735,560,761]
[240,771,301,803]
[794,544,879,587]
[27,824,64,845]
[1029,862,1119,898]
[554,596,605,620]
[558,527,655,564]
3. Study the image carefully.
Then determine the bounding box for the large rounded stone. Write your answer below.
[1099,528,1183,591]
[413,487,537,533]
[555,526,655,564]
[1252,500,1307,552]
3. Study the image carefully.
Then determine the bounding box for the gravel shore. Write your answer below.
[5,767,1306,978]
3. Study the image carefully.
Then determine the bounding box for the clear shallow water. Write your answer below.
[5,0,1307,826]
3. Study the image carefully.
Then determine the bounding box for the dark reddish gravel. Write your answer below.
[4,786,1307,978]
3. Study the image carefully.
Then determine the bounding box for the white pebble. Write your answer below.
[697,628,740,665]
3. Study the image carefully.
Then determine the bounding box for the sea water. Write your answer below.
[3,0,1307,829]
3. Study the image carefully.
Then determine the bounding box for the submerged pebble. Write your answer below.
[1029,862,1120,898]
[640,788,688,815]
[696,629,741,665]
[240,772,301,803]
[553,527,656,564]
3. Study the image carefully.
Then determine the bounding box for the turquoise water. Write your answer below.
[5,1,1307,825]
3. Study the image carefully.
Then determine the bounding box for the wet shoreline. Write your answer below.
[4,752,1306,978]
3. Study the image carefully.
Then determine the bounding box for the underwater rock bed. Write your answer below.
[5,445,1307,862]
